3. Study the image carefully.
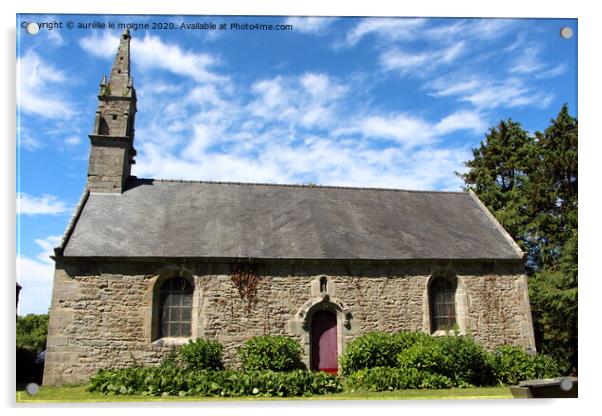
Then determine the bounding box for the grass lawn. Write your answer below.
[16,385,512,403]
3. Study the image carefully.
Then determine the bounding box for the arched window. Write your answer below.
[320,276,328,293]
[159,276,193,338]
[429,276,457,333]
[98,117,109,135]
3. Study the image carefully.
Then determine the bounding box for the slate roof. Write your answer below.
[59,178,523,260]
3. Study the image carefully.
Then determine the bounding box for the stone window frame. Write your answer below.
[158,276,193,338]
[144,265,202,347]
[423,270,468,336]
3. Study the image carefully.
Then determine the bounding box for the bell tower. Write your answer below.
[87,29,137,193]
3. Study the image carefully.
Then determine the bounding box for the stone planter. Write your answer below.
[510,377,578,398]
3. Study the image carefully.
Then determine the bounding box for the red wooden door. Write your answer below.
[311,310,338,373]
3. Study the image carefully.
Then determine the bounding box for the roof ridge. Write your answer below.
[129,177,467,195]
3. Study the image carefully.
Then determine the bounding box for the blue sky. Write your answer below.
[16,14,577,315]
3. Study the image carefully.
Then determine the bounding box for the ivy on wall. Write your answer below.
[230,262,263,313]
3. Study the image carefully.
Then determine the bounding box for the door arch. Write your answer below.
[310,310,338,373]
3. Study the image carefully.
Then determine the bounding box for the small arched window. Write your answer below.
[159,276,193,338]
[98,117,110,135]
[429,276,457,333]
[320,276,328,293]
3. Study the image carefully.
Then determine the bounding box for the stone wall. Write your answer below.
[86,136,133,193]
[43,258,535,385]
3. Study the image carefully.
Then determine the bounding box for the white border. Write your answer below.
[4,1,598,415]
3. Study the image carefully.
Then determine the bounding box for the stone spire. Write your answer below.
[87,29,137,194]
[108,29,132,94]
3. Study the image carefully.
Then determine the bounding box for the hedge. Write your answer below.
[340,331,562,388]
[339,331,432,376]
[87,367,342,397]
[346,367,453,391]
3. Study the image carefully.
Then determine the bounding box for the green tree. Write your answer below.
[527,104,578,270]
[529,230,577,372]
[459,105,578,373]
[16,313,49,354]
[460,119,535,250]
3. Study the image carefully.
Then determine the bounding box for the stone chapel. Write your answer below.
[43,30,536,385]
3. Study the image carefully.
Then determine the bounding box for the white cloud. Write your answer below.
[510,46,545,74]
[465,79,553,109]
[536,63,568,79]
[78,31,120,59]
[46,28,65,47]
[357,114,436,147]
[468,19,516,40]
[33,235,62,264]
[18,129,42,151]
[247,73,348,129]
[80,33,489,194]
[380,50,430,74]
[284,17,335,34]
[421,21,465,40]
[345,18,426,46]
[345,18,512,49]
[134,34,224,83]
[17,235,62,315]
[427,75,554,110]
[261,136,471,191]
[435,110,488,135]
[425,19,515,43]
[440,41,466,63]
[353,110,486,148]
[135,142,289,184]
[300,72,347,100]
[79,32,224,83]
[380,41,466,76]
[405,147,471,191]
[181,124,220,160]
[129,60,481,193]
[422,19,515,42]
[17,193,69,215]
[64,135,82,146]
[16,50,75,119]
[250,77,288,115]
[509,45,568,80]
[428,77,482,97]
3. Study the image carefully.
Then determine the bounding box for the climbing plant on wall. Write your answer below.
[230,261,263,312]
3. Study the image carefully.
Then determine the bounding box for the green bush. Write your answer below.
[346,367,452,391]
[238,335,302,372]
[435,335,495,386]
[532,353,562,379]
[396,335,495,387]
[87,367,342,397]
[488,346,561,385]
[178,338,224,370]
[339,331,432,376]
[488,346,535,385]
[396,338,444,373]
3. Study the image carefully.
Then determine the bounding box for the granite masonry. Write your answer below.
[43,30,536,385]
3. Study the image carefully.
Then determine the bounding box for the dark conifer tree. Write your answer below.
[459,105,578,373]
